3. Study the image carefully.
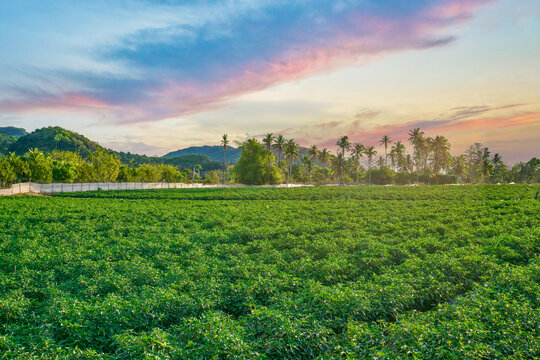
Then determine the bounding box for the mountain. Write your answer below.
[9,126,103,157]
[164,145,241,163]
[5,126,222,171]
[0,126,27,137]
[116,152,222,171]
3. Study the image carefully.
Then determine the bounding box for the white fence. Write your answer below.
[0,182,306,196]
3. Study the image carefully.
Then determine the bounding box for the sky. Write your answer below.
[0,0,539,163]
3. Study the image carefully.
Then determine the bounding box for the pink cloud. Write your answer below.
[0,0,494,123]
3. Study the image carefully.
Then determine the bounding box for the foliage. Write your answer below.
[164,145,241,163]
[234,139,282,185]
[0,134,17,155]
[9,126,102,157]
[369,166,395,185]
[0,126,27,137]
[0,185,538,358]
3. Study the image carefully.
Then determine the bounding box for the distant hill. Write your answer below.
[0,126,27,137]
[164,145,240,163]
[9,126,103,157]
[5,126,222,171]
[116,152,222,171]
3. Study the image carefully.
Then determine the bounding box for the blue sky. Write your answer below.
[0,0,539,162]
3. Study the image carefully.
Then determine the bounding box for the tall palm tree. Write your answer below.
[336,136,350,156]
[481,157,494,183]
[492,153,502,166]
[318,148,331,184]
[273,135,286,169]
[451,155,468,184]
[365,146,377,185]
[430,135,451,175]
[283,139,299,184]
[376,156,385,169]
[302,157,314,182]
[307,145,319,183]
[262,133,275,169]
[331,152,346,185]
[393,141,406,172]
[389,148,397,171]
[351,143,365,184]
[221,134,229,183]
[408,128,425,177]
[379,135,392,166]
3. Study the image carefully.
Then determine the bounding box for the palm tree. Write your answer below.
[365,146,377,185]
[283,139,299,184]
[318,148,331,184]
[408,128,425,178]
[221,134,229,182]
[376,156,385,169]
[336,136,350,156]
[393,141,406,172]
[262,133,275,169]
[492,153,502,166]
[351,143,365,184]
[451,155,468,184]
[331,152,346,185]
[430,135,451,175]
[307,145,319,183]
[481,158,494,183]
[273,135,286,169]
[379,135,392,166]
[389,148,397,171]
[302,157,314,182]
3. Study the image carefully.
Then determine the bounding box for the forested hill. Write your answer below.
[115,152,222,171]
[165,145,240,163]
[8,126,104,157]
[3,126,222,171]
[0,126,27,137]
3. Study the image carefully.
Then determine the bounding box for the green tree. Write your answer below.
[408,128,425,175]
[481,158,494,183]
[318,148,331,184]
[331,153,346,185]
[272,135,286,169]
[302,156,314,183]
[283,139,299,184]
[221,134,229,183]
[365,146,377,185]
[234,139,281,185]
[26,148,52,183]
[379,135,392,166]
[392,141,406,172]
[0,157,16,187]
[158,164,183,182]
[451,155,468,184]
[430,135,451,175]
[52,160,77,183]
[351,143,365,184]
[262,133,275,170]
[307,145,319,183]
[90,149,121,182]
[336,136,350,156]
[137,164,162,182]
[7,152,30,182]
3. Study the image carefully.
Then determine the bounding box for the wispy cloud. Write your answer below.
[288,104,538,149]
[0,0,493,123]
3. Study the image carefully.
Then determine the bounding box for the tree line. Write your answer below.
[2,128,537,188]
[227,128,539,185]
[0,149,224,187]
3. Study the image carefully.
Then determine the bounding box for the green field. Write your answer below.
[1,185,539,359]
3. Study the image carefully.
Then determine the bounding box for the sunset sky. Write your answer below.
[1,0,539,163]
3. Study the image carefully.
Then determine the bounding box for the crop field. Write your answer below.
[0,185,539,359]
